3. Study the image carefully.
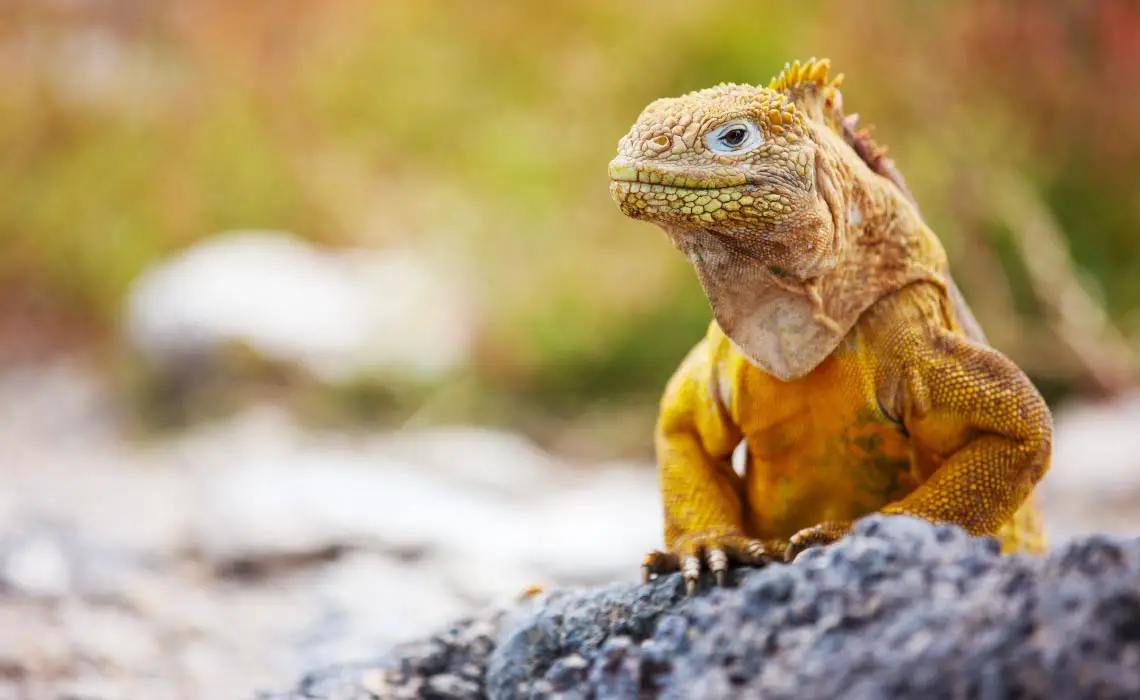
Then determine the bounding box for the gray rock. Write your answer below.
[266,515,1140,700]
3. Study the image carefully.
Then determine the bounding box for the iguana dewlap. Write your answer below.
[608,59,1052,593]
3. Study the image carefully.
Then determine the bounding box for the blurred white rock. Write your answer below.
[1045,392,1140,497]
[293,552,473,667]
[1040,392,1140,542]
[126,230,475,383]
[369,427,565,497]
[0,535,71,599]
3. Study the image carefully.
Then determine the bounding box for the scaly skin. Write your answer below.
[608,59,1052,593]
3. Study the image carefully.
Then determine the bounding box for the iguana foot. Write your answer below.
[642,533,783,595]
[785,521,852,562]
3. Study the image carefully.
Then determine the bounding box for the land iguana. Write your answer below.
[607,58,1052,594]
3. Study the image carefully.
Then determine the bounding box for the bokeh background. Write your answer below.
[2,1,1139,698]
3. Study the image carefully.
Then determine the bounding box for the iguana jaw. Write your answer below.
[608,179,749,227]
[608,157,798,231]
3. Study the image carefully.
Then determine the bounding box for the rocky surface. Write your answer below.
[269,516,1140,700]
[2,361,1140,699]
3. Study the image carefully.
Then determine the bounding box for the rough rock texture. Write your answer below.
[269,516,1140,700]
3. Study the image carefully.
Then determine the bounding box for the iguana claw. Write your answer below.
[641,534,783,595]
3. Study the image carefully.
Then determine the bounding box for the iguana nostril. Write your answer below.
[650,134,671,150]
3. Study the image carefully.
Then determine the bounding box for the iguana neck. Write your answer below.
[828,132,948,316]
[722,130,949,381]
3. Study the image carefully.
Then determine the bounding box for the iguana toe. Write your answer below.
[785,521,852,562]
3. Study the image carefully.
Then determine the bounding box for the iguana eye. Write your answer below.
[706,121,763,154]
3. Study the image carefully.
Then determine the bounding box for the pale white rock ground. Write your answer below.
[0,362,659,699]
[0,359,1135,699]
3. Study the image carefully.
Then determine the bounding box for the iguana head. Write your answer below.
[608,59,947,380]
[609,63,845,281]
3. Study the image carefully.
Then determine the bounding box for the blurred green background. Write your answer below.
[3,0,1138,455]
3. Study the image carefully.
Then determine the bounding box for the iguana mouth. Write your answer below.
[609,180,737,197]
[608,157,749,190]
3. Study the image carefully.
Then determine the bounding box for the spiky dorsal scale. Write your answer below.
[768,57,843,93]
[768,57,845,129]
[770,58,908,204]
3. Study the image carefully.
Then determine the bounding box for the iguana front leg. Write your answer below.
[784,321,1053,561]
[644,338,779,593]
